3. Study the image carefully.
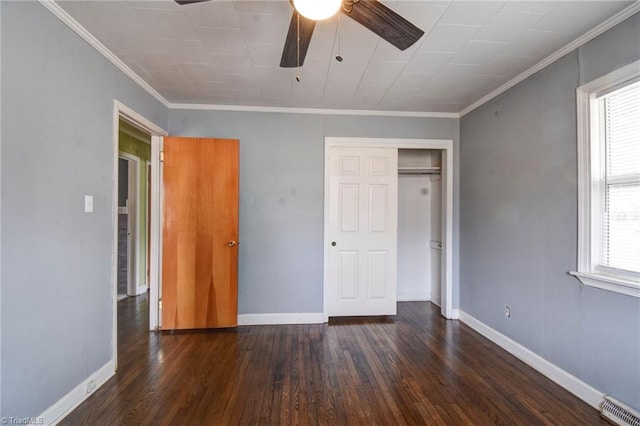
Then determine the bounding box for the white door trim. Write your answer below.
[146,160,151,288]
[149,135,163,331]
[112,101,167,369]
[323,137,455,320]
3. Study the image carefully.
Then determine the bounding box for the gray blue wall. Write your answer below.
[460,13,640,409]
[168,111,460,315]
[7,0,636,419]
[1,1,167,418]
[1,2,459,418]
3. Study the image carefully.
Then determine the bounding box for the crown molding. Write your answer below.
[460,3,640,117]
[169,102,460,118]
[40,0,639,120]
[38,0,458,119]
[38,0,170,108]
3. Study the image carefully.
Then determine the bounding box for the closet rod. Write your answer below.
[398,167,441,175]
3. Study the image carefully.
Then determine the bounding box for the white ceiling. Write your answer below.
[57,0,634,113]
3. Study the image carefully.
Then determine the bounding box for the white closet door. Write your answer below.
[328,147,398,316]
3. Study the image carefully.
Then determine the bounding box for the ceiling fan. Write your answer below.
[175,0,425,68]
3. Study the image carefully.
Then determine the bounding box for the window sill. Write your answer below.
[569,271,640,298]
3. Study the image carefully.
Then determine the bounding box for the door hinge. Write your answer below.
[160,151,164,162]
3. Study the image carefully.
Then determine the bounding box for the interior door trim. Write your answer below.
[323,137,456,321]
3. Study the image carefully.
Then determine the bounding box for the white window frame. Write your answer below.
[570,59,640,298]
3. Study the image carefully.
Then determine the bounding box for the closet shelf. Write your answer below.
[398,166,441,175]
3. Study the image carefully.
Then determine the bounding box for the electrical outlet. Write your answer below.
[87,380,96,393]
[504,305,511,318]
[84,195,94,213]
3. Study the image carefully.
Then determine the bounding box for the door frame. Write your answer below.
[323,137,456,320]
[146,160,151,287]
[112,101,167,367]
[118,152,141,296]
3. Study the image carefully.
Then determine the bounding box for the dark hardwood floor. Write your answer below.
[61,295,605,425]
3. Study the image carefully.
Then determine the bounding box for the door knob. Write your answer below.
[228,240,237,247]
[331,241,337,247]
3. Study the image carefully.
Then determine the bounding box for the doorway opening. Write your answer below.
[117,121,151,301]
[323,137,455,321]
[117,156,134,300]
[112,101,167,369]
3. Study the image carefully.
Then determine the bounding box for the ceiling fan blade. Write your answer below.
[175,0,210,5]
[343,0,424,51]
[280,11,316,68]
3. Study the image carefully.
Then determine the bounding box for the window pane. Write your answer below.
[598,81,640,274]
[602,184,640,273]
[605,82,640,179]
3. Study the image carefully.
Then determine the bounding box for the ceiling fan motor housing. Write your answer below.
[279,0,424,68]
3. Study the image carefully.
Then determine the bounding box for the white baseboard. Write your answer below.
[237,313,324,326]
[458,311,604,409]
[397,292,430,302]
[40,360,115,425]
[431,296,441,307]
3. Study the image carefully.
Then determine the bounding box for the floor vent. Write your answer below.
[601,396,640,426]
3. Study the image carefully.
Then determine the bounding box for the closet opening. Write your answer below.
[323,137,455,320]
[397,149,442,306]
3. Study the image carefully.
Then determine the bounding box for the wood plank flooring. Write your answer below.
[60,295,605,425]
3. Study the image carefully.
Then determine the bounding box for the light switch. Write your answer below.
[85,195,94,213]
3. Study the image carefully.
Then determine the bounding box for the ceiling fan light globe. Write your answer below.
[293,0,342,21]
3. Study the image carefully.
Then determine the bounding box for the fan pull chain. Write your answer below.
[296,12,301,83]
[335,12,343,62]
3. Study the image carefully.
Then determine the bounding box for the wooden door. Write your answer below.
[162,137,239,329]
[327,147,398,317]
